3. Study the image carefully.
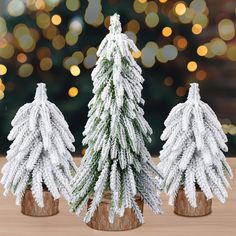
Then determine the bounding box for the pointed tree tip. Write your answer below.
[109,13,122,34]
[35,83,48,102]
[187,83,201,102]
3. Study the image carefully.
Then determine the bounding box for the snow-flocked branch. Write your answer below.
[70,13,163,224]
[159,83,233,207]
[1,83,77,207]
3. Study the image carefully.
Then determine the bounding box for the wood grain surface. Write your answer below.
[87,193,143,231]
[0,157,235,236]
[21,189,59,217]
[174,187,212,216]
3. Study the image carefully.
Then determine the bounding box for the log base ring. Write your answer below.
[86,193,144,231]
[21,189,59,217]
[174,188,212,217]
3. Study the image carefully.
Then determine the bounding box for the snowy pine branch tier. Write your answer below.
[159,83,233,208]
[70,13,163,224]
[1,83,77,208]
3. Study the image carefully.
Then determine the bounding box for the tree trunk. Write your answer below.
[21,189,59,217]
[86,192,144,231]
[174,187,212,217]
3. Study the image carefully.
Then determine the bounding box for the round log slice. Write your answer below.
[86,192,144,231]
[174,187,212,217]
[21,189,59,217]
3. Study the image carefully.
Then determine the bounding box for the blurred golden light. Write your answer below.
[40,57,53,71]
[197,45,208,56]
[37,47,51,60]
[164,77,173,86]
[35,0,46,10]
[132,50,142,59]
[51,14,62,25]
[175,2,187,16]
[190,0,206,13]
[13,24,29,38]
[162,27,172,37]
[72,51,84,64]
[204,43,215,58]
[146,41,159,51]
[159,0,168,3]
[133,0,147,13]
[65,32,78,46]
[141,47,156,67]
[145,13,159,28]
[70,65,81,76]
[87,47,97,55]
[36,12,50,29]
[175,36,188,50]
[210,38,227,56]
[104,16,110,29]
[18,64,33,78]
[138,0,147,3]
[68,87,79,97]
[227,46,236,61]
[17,53,27,63]
[43,25,58,40]
[192,24,202,34]
[63,57,78,69]
[0,90,4,100]
[162,45,178,60]
[187,61,198,72]
[7,0,25,17]
[192,14,209,28]
[0,38,7,49]
[127,20,140,34]
[18,35,34,51]
[0,17,7,38]
[156,49,168,63]
[52,35,65,50]
[83,55,97,69]
[0,64,7,75]
[176,86,186,96]
[0,44,15,59]
[66,0,80,11]
[95,13,105,27]
[178,8,195,24]
[125,31,137,43]
[0,82,5,92]
[69,18,83,35]
[218,19,235,41]
[145,1,158,14]
[196,70,207,81]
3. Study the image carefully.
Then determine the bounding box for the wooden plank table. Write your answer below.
[0,158,235,236]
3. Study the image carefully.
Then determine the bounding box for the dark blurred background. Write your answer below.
[0,0,236,156]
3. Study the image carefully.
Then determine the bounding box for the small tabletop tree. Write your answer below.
[159,83,233,208]
[70,13,163,225]
[1,83,77,208]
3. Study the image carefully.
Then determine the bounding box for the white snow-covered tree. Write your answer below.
[70,13,163,224]
[1,83,77,207]
[159,83,233,207]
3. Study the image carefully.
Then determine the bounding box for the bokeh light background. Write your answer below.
[0,0,236,155]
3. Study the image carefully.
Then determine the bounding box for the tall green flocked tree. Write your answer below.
[70,13,163,224]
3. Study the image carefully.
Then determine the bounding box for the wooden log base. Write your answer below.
[174,187,212,217]
[86,193,144,231]
[21,189,59,217]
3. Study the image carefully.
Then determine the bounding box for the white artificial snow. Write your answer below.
[159,83,233,207]
[1,83,77,207]
[70,13,163,224]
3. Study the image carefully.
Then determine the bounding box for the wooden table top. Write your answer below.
[0,157,235,236]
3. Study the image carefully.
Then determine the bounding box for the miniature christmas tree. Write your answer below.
[70,13,163,225]
[159,83,233,208]
[1,83,77,208]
